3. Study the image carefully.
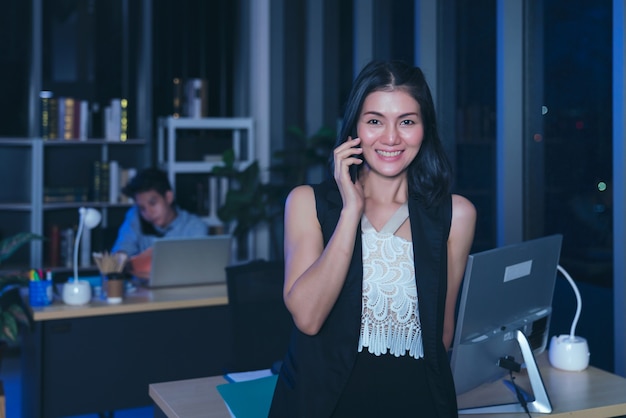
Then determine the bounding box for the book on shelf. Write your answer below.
[48,97,59,139]
[92,160,112,202]
[92,160,136,204]
[72,99,81,140]
[184,78,208,118]
[40,91,53,139]
[47,224,60,267]
[120,98,128,141]
[92,160,103,201]
[41,93,91,140]
[59,227,74,268]
[109,160,120,203]
[43,161,137,204]
[56,97,66,140]
[110,99,121,140]
[48,224,102,269]
[80,100,90,139]
[100,160,110,202]
[72,99,89,140]
[172,78,183,118]
[39,92,135,140]
[119,167,136,204]
[104,98,128,141]
[43,186,89,203]
[60,97,76,140]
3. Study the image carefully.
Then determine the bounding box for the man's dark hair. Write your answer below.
[122,168,172,198]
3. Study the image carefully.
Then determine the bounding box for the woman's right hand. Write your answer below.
[333,136,365,214]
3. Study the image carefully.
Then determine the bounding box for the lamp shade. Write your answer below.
[80,207,102,229]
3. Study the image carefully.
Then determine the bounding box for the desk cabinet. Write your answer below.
[22,301,232,418]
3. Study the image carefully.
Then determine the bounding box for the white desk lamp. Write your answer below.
[548,264,590,371]
[63,207,102,305]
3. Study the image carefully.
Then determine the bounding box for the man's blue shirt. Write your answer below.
[111,206,208,255]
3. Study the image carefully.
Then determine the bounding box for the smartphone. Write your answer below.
[349,128,362,183]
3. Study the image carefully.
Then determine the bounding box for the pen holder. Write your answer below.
[103,273,125,304]
[29,280,53,307]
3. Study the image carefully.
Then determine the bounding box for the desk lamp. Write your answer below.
[63,207,101,305]
[548,264,590,371]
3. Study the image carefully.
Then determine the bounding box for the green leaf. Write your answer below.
[1,311,18,342]
[286,125,306,139]
[212,124,336,242]
[222,149,236,167]
[7,304,30,327]
[0,233,43,265]
[307,126,336,145]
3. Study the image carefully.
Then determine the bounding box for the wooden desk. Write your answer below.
[21,284,232,418]
[28,283,228,321]
[150,375,231,418]
[150,354,626,418]
[456,353,626,417]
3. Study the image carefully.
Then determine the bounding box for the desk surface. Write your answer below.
[456,353,626,417]
[150,355,626,418]
[29,283,228,321]
[150,375,231,418]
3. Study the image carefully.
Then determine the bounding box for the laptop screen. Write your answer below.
[148,235,233,288]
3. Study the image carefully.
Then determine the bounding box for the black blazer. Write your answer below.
[269,180,457,417]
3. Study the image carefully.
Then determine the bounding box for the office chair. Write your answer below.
[225,259,293,373]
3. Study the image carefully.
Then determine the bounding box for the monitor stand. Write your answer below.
[458,329,553,415]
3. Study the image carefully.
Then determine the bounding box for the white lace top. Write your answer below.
[358,203,424,359]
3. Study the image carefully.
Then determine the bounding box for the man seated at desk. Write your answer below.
[111,167,208,278]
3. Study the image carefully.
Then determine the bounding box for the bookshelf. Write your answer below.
[0,0,151,272]
[157,117,255,260]
[0,137,147,271]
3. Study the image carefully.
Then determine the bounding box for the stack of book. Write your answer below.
[103,98,129,141]
[43,186,90,203]
[40,92,89,140]
[42,162,136,204]
[39,92,129,141]
[92,160,136,203]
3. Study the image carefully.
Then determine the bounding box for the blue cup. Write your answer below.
[29,280,53,307]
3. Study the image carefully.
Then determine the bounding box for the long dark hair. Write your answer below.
[335,60,452,206]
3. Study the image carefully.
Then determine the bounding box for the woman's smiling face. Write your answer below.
[356,89,424,179]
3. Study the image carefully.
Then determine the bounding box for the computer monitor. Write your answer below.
[450,234,563,414]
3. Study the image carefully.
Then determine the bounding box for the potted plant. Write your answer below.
[212,125,335,258]
[0,232,41,345]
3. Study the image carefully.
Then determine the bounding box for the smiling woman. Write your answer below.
[269,60,477,418]
[355,89,424,182]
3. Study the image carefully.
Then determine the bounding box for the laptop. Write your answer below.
[147,235,233,288]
